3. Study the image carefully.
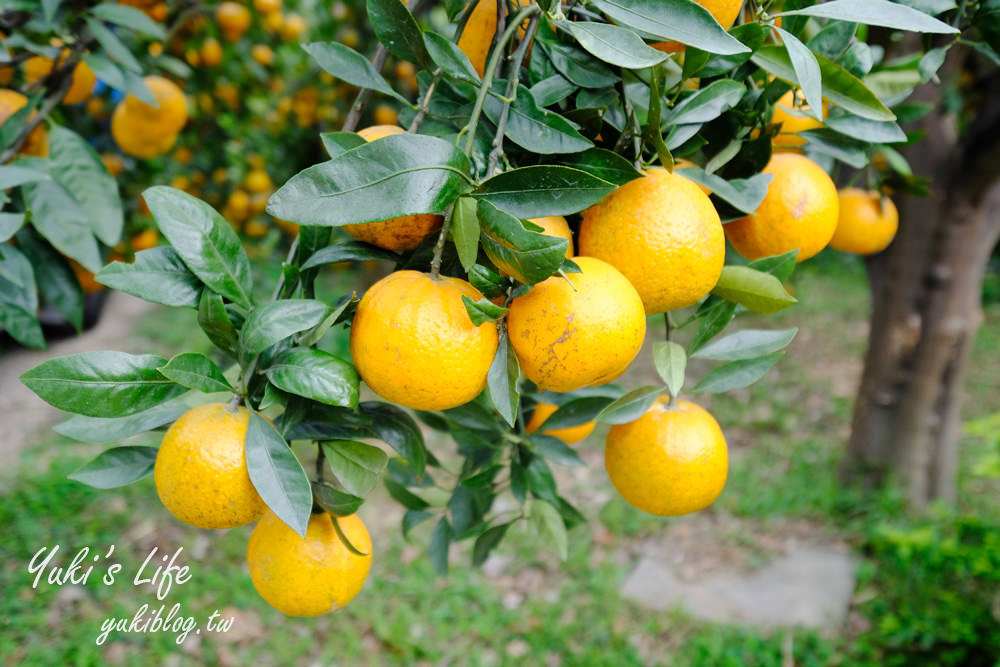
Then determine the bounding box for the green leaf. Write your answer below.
[752,46,895,122]
[676,168,773,214]
[82,54,131,98]
[463,296,506,327]
[53,399,188,443]
[688,298,737,354]
[692,328,798,361]
[367,0,427,66]
[595,385,664,425]
[824,113,906,143]
[359,402,427,477]
[653,341,686,398]
[384,477,431,510]
[483,85,592,155]
[23,180,102,272]
[332,515,369,555]
[918,45,949,82]
[319,131,367,158]
[665,80,746,125]
[86,17,142,72]
[240,299,332,357]
[0,164,51,189]
[245,411,312,538]
[556,21,667,69]
[530,73,577,106]
[530,434,584,467]
[472,522,511,566]
[451,196,480,271]
[538,396,614,430]
[473,166,616,218]
[556,148,643,186]
[302,41,408,103]
[14,228,83,331]
[158,353,233,394]
[198,291,239,358]
[300,240,399,270]
[0,245,43,348]
[67,446,158,489]
[801,128,869,168]
[693,353,784,393]
[487,332,519,428]
[267,133,472,226]
[265,347,360,408]
[0,213,25,242]
[143,186,254,309]
[779,0,959,34]
[477,200,568,285]
[322,440,389,497]
[775,28,823,122]
[312,482,364,516]
[96,247,202,308]
[90,3,166,38]
[538,39,618,88]
[749,250,799,282]
[429,517,451,576]
[297,294,357,348]
[529,500,567,561]
[21,351,184,418]
[403,509,433,537]
[590,0,750,55]
[424,31,480,83]
[712,266,798,314]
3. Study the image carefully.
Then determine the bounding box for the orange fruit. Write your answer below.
[507,256,646,392]
[725,153,838,263]
[350,271,499,411]
[201,37,223,66]
[110,76,188,158]
[372,104,398,126]
[247,511,372,616]
[525,402,595,445]
[343,125,443,251]
[101,153,126,176]
[579,168,725,314]
[69,260,104,294]
[830,188,898,256]
[245,169,272,194]
[253,0,281,14]
[0,89,48,157]
[263,11,284,32]
[653,0,743,52]
[772,90,825,150]
[23,54,96,105]
[216,2,251,41]
[280,13,306,41]
[605,399,728,516]
[154,403,266,529]
[458,0,531,76]
[131,228,159,251]
[251,44,274,66]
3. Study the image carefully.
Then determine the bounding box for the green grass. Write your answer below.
[2,255,999,665]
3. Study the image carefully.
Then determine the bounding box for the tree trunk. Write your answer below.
[842,52,1000,508]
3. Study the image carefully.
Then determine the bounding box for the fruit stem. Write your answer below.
[227,394,243,411]
[460,4,542,156]
[430,203,457,278]
[486,13,541,177]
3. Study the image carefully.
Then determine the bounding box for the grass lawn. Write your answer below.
[2,251,998,666]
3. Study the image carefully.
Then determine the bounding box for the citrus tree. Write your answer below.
[14,0,963,617]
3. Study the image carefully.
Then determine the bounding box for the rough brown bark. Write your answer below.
[842,51,1000,507]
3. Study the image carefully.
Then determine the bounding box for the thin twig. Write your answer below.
[342,44,389,132]
[429,203,456,278]
[486,13,541,177]
[407,69,442,133]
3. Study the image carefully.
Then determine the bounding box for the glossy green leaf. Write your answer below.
[477,200,568,285]
[312,482,364,516]
[384,478,430,510]
[158,353,233,394]
[14,228,83,331]
[429,517,451,575]
[474,166,616,218]
[538,39,618,88]
[775,28,823,122]
[779,0,958,33]
[67,446,158,489]
[90,3,166,38]
[676,168,773,214]
[692,328,798,361]
[590,0,750,55]
[463,296,506,327]
[801,128,869,168]
[825,114,906,143]
[555,148,643,186]
[487,332,519,428]
[556,20,667,68]
[53,399,189,443]
[322,440,389,497]
[595,385,664,424]
[712,266,798,314]
[529,500,567,561]
[530,73,577,106]
[23,180,102,272]
[359,402,427,477]
[302,41,407,103]
[265,347,359,408]
[749,250,799,282]
[538,396,614,430]
[665,79,746,124]
[451,196,480,271]
[688,298,737,354]
[0,244,44,348]
[483,85,592,155]
[297,293,357,348]
[0,164,50,189]
[693,352,784,393]
[267,134,472,225]
[143,186,254,309]
[424,31,480,82]
[653,341,686,398]
[300,240,399,270]
[319,131,367,158]
[96,247,202,308]
[0,212,25,242]
[530,435,584,467]
[367,0,427,65]
[240,299,332,357]
[245,411,312,537]
[86,17,142,72]
[472,522,511,566]
[21,351,184,418]
[198,291,239,358]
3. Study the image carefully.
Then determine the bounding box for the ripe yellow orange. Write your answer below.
[101,153,126,176]
[579,168,725,314]
[173,145,192,164]
[653,0,743,52]
[110,76,188,158]
[458,0,531,76]
[69,260,103,294]
[280,13,306,41]
[225,189,252,221]
[247,511,372,616]
[201,37,223,66]
[251,44,274,66]
[154,403,266,529]
[216,2,251,41]
[351,271,499,411]
[0,89,48,157]
[263,10,284,32]
[830,188,898,256]
[525,402,595,445]
[372,104,397,127]
[772,90,825,150]
[605,399,728,516]
[344,125,443,251]
[23,54,96,105]
[507,256,646,392]
[253,0,281,14]
[529,216,574,258]
[725,153,838,263]
[245,169,273,194]
[131,228,159,251]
